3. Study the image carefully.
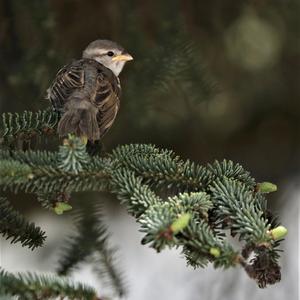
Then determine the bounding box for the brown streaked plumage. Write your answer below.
[46,39,133,141]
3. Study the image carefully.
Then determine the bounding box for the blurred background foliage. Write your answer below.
[0,0,299,198]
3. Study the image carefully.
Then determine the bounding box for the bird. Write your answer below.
[46,39,133,141]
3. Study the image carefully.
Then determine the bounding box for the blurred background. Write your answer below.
[0,0,299,299]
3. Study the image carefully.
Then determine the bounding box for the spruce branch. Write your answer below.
[208,159,256,188]
[57,202,126,298]
[111,145,256,194]
[93,235,127,298]
[0,150,110,194]
[0,109,59,143]
[139,192,213,252]
[182,220,237,269]
[0,197,46,250]
[169,192,213,219]
[58,135,90,174]
[111,144,213,191]
[137,191,238,268]
[111,168,161,217]
[210,177,270,244]
[140,203,178,251]
[36,191,71,212]
[0,268,98,300]
[0,160,34,190]
[109,166,239,270]
[0,120,286,288]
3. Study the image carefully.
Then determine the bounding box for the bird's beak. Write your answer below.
[112,53,133,62]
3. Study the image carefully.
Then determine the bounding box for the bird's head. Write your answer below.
[82,39,133,76]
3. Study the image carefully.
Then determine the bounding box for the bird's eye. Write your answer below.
[107,51,114,57]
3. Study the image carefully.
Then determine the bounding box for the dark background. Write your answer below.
[0,0,299,298]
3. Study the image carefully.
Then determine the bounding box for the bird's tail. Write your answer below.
[57,100,100,141]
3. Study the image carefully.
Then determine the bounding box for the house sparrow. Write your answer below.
[46,39,133,141]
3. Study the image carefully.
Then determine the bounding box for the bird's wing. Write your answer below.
[93,66,121,137]
[47,58,121,139]
[46,59,85,112]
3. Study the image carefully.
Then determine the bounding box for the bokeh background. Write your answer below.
[0,1,299,299]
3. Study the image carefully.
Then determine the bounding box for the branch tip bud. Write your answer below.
[257,182,277,193]
[54,202,72,215]
[268,225,287,240]
[210,247,221,257]
[170,213,191,234]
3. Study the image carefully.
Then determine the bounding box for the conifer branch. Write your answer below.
[0,197,46,250]
[0,111,287,288]
[57,202,127,297]
[93,236,126,298]
[111,144,213,191]
[58,135,90,174]
[0,150,110,194]
[210,177,270,244]
[0,268,98,300]
[1,109,59,143]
